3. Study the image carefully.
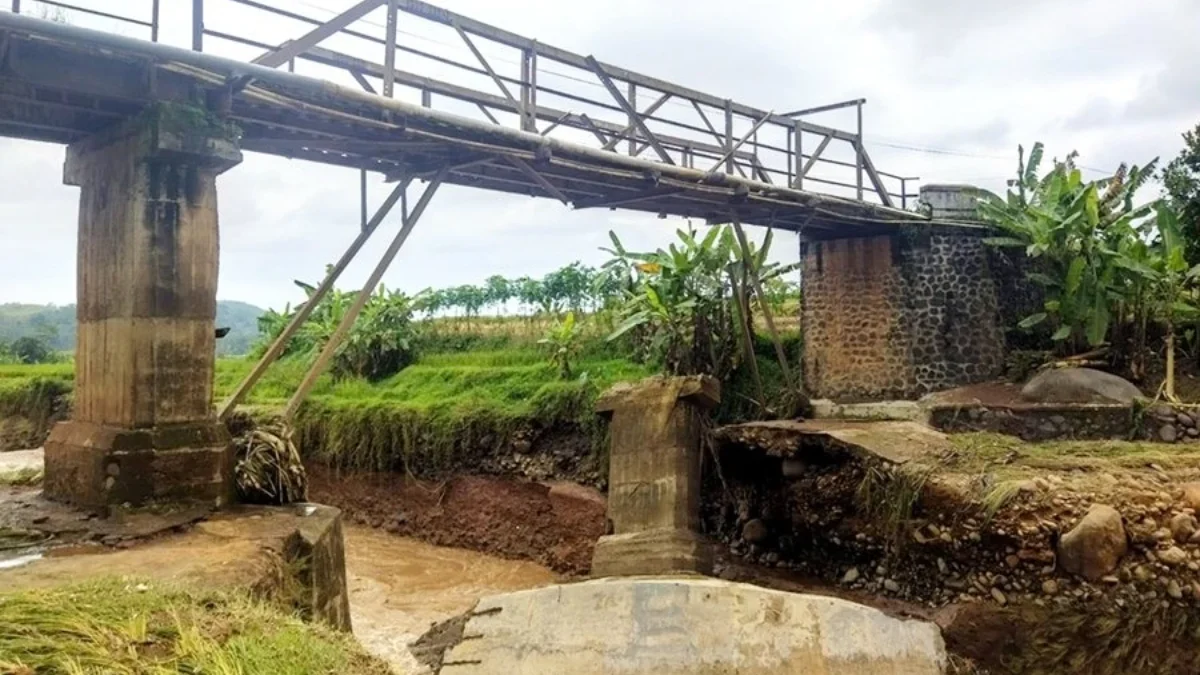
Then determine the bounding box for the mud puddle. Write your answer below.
[344,524,557,674]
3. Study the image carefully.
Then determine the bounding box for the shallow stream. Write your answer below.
[343,524,557,673]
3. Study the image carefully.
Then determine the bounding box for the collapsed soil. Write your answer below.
[307,464,606,576]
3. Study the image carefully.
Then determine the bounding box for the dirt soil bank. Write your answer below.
[307,464,607,576]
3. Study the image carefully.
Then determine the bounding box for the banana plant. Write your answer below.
[1141,204,1200,399]
[538,311,582,379]
[980,142,1158,352]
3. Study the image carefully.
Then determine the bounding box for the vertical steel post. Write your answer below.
[11,0,19,14]
[724,99,734,174]
[855,101,864,201]
[786,126,794,187]
[383,0,398,97]
[192,0,204,51]
[519,47,536,131]
[527,44,538,131]
[794,121,803,190]
[421,88,431,107]
[626,82,637,156]
[151,0,160,42]
[901,178,908,210]
[360,170,368,231]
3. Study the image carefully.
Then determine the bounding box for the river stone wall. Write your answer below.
[802,225,1006,401]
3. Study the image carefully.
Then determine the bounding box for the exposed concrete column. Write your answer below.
[44,108,242,509]
[591,376,719,577]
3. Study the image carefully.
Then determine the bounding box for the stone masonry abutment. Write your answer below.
[801,185,1007,402]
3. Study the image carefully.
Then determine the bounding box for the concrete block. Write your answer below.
[435,578,947,674]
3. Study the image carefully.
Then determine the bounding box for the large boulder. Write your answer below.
[1057,504,1128,580]
[1020,368,1142,405]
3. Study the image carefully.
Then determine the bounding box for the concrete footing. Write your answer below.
[3,500,352,632]
[427,578,947,674]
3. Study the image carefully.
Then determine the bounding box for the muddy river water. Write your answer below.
[344,524,558,673]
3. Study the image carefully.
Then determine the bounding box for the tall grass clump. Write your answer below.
[0,578,391,674]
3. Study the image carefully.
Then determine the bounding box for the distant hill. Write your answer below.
[0,301,265,356]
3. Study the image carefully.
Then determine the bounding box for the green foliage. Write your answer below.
[6,335,53,364]
[980,142,1162,351]
[1162,122,1200,265]
[289,348,652,474]
[0,372,72,425]
[0,578,390,674]
[538,311,581,379]
[251,278,420,382]
[333,286,420,381]
[604,225,796,384]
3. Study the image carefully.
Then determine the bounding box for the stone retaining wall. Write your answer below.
[802,226,1005,401]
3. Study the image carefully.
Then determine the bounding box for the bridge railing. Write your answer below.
[9,0,161,41]
[9,0,918,208]
[196,0,919,208]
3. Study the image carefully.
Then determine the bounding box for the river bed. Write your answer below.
[344,524,558,673]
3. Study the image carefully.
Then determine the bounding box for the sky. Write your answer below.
[1,0,1198,310]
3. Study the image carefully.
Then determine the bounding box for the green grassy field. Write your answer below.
[0,322,800,473]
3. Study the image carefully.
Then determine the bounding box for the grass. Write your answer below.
[0,467,42,486]
[0,578,390,675]
[947,432,1200,474]
[0,325,794,474]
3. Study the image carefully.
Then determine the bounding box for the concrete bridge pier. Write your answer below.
[44,110,243,509]
[591,376,720,577]
[801,185,1009,402]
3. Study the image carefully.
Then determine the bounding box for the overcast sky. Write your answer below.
[2,0,1198,310]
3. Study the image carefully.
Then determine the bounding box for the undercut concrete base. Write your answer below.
[43,420,233,509]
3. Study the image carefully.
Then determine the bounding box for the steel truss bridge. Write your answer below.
[0,0,928,233]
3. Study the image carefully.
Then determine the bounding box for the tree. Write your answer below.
[1163,122,1200,265]
[10,336,52,364]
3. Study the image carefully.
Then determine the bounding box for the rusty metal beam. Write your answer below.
[219,178,412,420]
[284,171,445,421]
[453,18,515,102]
[253,0,383,68]
[504,155,570,204]
[601,92,670,152]
[584,55,673,165]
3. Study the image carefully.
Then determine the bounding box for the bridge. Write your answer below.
[0,0,925,232]
[0,2,1005,512]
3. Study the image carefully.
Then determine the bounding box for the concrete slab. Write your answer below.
[714,419,953,466]
[426,577,946,674]
[811,399,928,422]
[0,502,352,631]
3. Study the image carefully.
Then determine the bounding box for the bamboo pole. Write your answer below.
[730,218,797,391]
[729,267,765,408]
[218,179,412,420]
[283,171,446,421]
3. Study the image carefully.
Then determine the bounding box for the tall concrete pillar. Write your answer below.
[44,109,242,509]
[591,376,719,577]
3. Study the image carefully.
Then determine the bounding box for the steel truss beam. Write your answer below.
[283,171,446,420]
